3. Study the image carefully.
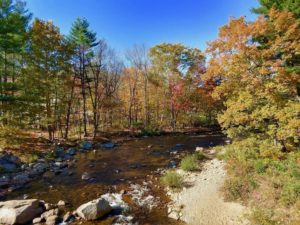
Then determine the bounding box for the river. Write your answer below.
[6,133,226,224]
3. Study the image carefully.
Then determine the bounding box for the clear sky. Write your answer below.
[26,0,260,54]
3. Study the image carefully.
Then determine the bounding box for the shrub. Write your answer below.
[180,154,199,171]
[254,159,267,174]
[249,209,278,225]
[161,171,184,189]
[194,151,206,160]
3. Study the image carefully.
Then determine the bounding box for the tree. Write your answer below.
[126,45,150,127]
[150,43,205,129]
[0,0,31,125]
[21,19,72,140]
[205,9,300,150]
[68,17,98,137]
[87,40,123,137]
[252,0,300,18]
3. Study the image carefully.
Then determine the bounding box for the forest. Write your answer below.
[0,0,299,225]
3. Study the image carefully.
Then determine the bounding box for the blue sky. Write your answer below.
[26,0,259,54]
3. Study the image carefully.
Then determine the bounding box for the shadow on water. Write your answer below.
[6,134,226,224]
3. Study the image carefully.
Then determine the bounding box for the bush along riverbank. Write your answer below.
[218,139,300,225]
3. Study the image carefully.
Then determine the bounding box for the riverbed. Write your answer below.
[5,134,226,224]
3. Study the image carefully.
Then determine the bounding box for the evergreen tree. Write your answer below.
[68,18,98,137]
[0,0,31,124]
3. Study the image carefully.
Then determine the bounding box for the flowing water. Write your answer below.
[6,134,226,224]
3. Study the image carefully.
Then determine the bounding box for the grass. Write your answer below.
[161,170,184,189]
[180,153,204,171]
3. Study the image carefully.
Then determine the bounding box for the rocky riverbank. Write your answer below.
[0,140,118,199]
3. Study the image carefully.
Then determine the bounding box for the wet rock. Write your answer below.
[12,173,30,185]
[101,193,129,212]
[54,161,67,169]
[169,160,177,168]
[81,172,91,180]
[175,144,183,148]
[0,199,44,225]
[0,176,10,188]
[66,148,77,156]
[80,141,93,150]
[100,142,115,149]
[32,163,49,175]
[63,154,73,160]
[0,152,20,172]
[76,198,112,220]
[167,144,184,154]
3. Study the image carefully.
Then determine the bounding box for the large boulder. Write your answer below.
[76,198,112,220]
[0,199,44,225]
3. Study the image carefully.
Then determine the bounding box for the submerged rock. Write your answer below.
[0,199,44,225]
[80,141,93,150]
[100,142,115,149]
[76,198,112,220]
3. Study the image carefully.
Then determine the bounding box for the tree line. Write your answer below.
[0,0,220,142]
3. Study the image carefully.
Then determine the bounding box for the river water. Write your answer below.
[6,134,226,224]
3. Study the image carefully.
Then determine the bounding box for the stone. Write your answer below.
[44,203,56,211]
[45,215,58,225]
[0,199,44,225]
[168,210,180,220]
[0,176,10,188]
[66,148,77,156]
[32,163,49,174]
[80,141,93,150]
[41,208,59,220]
[63,212,73,222]
[81,172,91,180]
[76,198,112,220]
[100,142,115,149]
[0,162,17,172]
[57,200,65,207]
[12,173,30,184]
[195,147,204,152]
[32,217,43,224]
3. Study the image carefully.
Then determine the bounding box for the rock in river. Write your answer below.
[76,198,112,220]
[100,142,115,149]
[0,199,44,225]
[81,172,92,180]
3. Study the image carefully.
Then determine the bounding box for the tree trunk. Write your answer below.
[80,51,88,137]
[64,75,76,139]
